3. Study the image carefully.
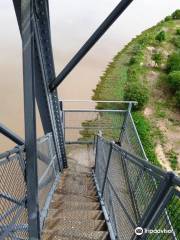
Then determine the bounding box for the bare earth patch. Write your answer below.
[155,144,172,171]
[144,107,153,117]
[145,62,180,174]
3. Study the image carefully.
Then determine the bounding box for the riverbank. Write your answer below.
[92,11,180,173]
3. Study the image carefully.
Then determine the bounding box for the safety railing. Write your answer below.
[37,133,60,229]
[0,146,29,239]
[94,135,180,240]
[60,100,137,144]
[120,109,148,160]
[0,132,60,238]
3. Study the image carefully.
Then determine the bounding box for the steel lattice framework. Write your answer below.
[1,0,180,239]
[10,1,134,237]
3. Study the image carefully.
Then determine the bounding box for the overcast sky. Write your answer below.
[0,0,180,148]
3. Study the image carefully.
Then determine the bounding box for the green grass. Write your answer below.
[167,149,178,170]
[132,112,161,167]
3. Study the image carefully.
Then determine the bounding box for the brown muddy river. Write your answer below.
[0,0,180,152]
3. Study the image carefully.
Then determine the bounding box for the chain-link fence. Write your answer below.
[64,109,125,144]
[94,135,180,240]
[0,146,29,239]
[61,100,131,144]
[120,111,147,160]
[0,132,60,238]
[37,133,60,229]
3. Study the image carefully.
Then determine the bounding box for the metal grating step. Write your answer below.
[62,175,95,186]
[42,230,109,240]
[50,200,101,210]
[52,193,99,202]
[44,219,107,232]
[46,210,104,220]
[55,187,97,197]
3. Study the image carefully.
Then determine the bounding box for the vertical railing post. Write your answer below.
[101,142,113,197]
[21,0,40,238]
[94,135,99,173]
[119,103,132,144]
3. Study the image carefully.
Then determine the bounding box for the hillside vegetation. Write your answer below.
[92,10,180,173]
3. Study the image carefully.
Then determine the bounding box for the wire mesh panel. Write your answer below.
[124,157,160,219]
[103,148,137,239]
[121,112,147,160]
[64,110,125,144]
[37,133,59,226]
[0,147,29,239]
[94,136,180,240]
[145,190,180,240]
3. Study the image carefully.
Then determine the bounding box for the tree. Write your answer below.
[172,10,180,20]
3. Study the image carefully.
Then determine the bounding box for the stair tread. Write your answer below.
[44,219,106,231]
[46,210,103,220]
[50,200,100,210]
[55,187,97,196]
[42,230,109,240]
[52,193,98,202]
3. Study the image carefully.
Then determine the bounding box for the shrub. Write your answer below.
[129,56,138,65]
[176,29,180,35]
[164,16,172,22]
[168,150,178,170]
[167,71,180,91]
[127,64,143,82]
[132,112,161,167]
[167,52,180,73]
[172,10,180,20]
[175,91,180,108]
[152,52,163,67]
[155,31,166,42]
[173,36,180,48]
[124,82,149,110]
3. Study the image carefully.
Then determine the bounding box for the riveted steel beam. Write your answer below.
[21,0,40,238]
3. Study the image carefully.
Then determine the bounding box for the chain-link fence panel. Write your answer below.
[121,112,147,160]
[64,110,125,144]
[0,147,29,239]
[37,133,60,227]
[94,136,180,240]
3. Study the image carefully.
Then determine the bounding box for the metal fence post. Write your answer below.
[94,136,99,173]
[119,103,132,144]
[101,143,113,196]
[21,0,40,238]
[133,172,174,240]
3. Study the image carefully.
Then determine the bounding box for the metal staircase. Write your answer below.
[1,1,180,239]
[42,158,109,240]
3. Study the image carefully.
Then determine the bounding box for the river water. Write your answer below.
[0,0,180,152]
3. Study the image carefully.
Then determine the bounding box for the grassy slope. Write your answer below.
[92,17,180,170]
